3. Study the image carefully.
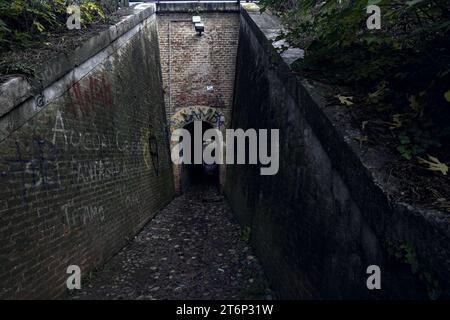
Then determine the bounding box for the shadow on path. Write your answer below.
[69,184,272,300]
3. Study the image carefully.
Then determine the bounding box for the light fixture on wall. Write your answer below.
[192,16,204,36]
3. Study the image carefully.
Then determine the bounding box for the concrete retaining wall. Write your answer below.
[226,7,450,299]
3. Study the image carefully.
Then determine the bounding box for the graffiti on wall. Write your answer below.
[65,75,113,118]
[142,122,160,175]
[75,157,130,184]
[52,111,143,154]
[0,108,152,209]
[0,139,58,205]
[169,106,226,131]
[61,199,105,230]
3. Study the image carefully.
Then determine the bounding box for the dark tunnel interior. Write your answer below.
[180,121,219,193]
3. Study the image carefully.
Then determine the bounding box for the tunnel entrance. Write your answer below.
[180,121,220,193]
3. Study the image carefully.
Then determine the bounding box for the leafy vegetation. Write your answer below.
[385,240,441,299]
[0,0,115,51]
[260,0,450,168]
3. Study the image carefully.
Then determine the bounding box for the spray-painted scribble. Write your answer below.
[65,76,113,118]
[75,158,129,184]
[35,93,46,109]
[143,123,160,175]
[170,106,226,131]
[52,111,143,153]
[62,199,105,229]
[0,139,58,205]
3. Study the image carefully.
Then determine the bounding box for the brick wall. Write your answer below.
[157,12,240,192]
[157,12,239,120]
[0,15,174,299]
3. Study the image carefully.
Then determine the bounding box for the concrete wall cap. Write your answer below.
[0,3,156,118]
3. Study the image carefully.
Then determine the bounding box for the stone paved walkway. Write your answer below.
[69,184,272,300]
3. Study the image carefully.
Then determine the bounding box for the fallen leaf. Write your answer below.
[336,95,354,107]
[389,114,403,129]
[361,121,368,130]
[444,89,450,103]
[417,155,448,175]
[408,95,421,113]
[354,135,369,143]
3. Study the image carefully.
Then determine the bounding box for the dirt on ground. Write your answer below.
[68,184,272,300]
[0,7,137,83]
[304,73,450,214]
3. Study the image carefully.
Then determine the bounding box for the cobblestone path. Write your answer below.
[69,184,272,300]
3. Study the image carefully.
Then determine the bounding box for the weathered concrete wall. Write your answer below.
[226,7,450,299]
[157,7,240,193]
[0,4,175,299]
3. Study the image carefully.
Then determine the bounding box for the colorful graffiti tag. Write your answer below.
[65,75,113,118]
[169,106,226,131]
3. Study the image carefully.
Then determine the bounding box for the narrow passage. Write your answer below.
[69,184,272,300]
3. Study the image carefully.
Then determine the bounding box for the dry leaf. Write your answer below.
[408,95,421,112]
[389,114,403,129]
[445,89,450,103]
[336,95,354,107]
[417,155,448,175]
[354,135,369,143]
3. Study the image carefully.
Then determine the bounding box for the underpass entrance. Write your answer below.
[180,121,220,193]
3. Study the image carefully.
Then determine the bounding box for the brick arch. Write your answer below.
[169,106,226,132]
[169,106,227,194]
